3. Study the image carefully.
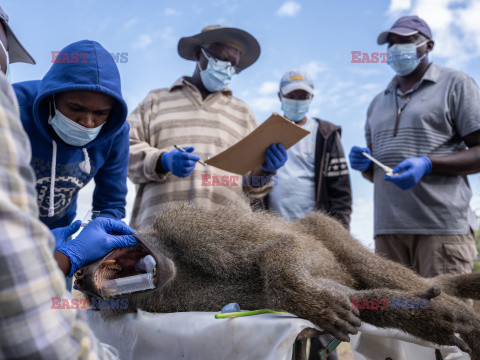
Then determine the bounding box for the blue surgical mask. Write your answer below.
[281,97,311,122]
[198,48,236,92]
[387,40,428,76]
[49,102,105,146]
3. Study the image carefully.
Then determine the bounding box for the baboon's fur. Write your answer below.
[76,201,480,358]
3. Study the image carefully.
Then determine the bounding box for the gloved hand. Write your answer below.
[261,144,288,174]
[349,146,372,172]
[385,156,432,190]
[57,217,137,277]
[51,220,82,251]
[161,146,201,177]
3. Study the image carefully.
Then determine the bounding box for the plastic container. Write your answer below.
[135,255,156,273]
[101,272,155,297]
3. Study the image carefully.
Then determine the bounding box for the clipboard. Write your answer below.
[205,113,310,175]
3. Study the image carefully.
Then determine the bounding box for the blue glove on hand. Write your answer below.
[51,220,82,252]
[385,156,432,190]
[261,144,288,173]
[349,146,372,172]
[161,146,201,178]
[57,217,137,277]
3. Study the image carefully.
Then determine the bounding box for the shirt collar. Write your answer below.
[169,77,233,96]
[384,62,439,95]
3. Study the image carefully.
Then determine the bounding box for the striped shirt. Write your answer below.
[128,77,272,229]
[365,62,480,236]
[0,74,114,358]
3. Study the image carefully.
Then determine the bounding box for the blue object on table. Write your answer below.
[221,303,241,313]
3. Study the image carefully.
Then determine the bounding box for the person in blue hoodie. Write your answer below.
[13,40,129,231]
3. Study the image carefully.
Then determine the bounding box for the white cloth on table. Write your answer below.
[85,310,467,360]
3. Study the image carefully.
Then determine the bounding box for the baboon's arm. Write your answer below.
[259,238,362,342]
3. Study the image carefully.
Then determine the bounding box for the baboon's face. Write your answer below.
[74,234,176,298]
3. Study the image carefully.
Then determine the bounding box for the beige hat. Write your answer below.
[177,25,260,71]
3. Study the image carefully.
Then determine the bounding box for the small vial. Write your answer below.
[135,255,156,273]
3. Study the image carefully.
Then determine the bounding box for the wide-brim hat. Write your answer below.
[178,25,260,71]
[0,6,36,64]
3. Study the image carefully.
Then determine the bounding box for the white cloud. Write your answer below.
[276,1,301,17]
[301,61,327,79]
[164,7,182,16]
[250,97,279,113]
[132,34,153,49]
[387,0,480,67]
[388,0,412,14]
[123,17,139,29]
[258,81,279,95]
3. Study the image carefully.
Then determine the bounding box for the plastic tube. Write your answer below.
[101,272,155,296]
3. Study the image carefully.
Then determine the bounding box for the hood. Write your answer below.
[32,40,128,147]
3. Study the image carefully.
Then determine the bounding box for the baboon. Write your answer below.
[74,201,480,359]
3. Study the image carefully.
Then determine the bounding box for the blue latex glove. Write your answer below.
[385,156,432,190]
[51,220,82,252]
[57,217,138,277]
[349,146,372,172]
[261,144,288,173]
[161,146,201,177]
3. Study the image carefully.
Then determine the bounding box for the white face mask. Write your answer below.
[0,40,11,82]
[48,97,105,146]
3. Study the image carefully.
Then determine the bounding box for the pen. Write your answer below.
[174,144,207,166]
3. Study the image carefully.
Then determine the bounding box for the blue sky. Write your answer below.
[4,0,480,247]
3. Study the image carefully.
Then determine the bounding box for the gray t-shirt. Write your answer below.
[269,118,319,220]
[365,62,480,236]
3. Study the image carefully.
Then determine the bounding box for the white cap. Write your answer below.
[279,69,314,95]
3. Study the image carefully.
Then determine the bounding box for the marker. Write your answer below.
[174,145,207,166]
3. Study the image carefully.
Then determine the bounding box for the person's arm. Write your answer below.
[324,132,352,228]
[0,74,114,359]
[93,124,129,219]
[430,131,480,175]
[128,92,171,184]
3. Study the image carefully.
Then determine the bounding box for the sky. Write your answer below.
[3,0,480,248]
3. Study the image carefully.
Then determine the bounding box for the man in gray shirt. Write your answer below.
[349,15,480,279]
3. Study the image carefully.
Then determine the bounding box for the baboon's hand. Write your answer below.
[412,300,472,353]
[311,290,362,342]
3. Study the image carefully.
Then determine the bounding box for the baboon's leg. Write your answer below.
[429,273,480,300]
[298,213,438,292]
[298,214,480,358]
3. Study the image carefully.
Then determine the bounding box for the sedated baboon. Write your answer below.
[74,200,480,359]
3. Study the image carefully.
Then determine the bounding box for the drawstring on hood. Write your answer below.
[48,140,57,217]
[48,143,91,217]
[80,148,91,174]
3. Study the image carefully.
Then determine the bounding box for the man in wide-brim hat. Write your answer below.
[127,25,287,229]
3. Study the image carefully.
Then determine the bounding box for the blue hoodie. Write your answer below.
[13,40,129,229]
